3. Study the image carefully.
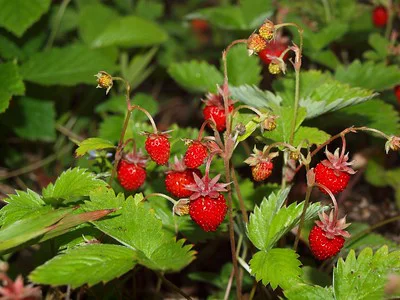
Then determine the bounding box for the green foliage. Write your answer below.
[75,138,116,157]
[84,188,195,272]
[168,60,223,93]
[334,246,400,299]
[250,249,302,290]
[247,188,323,251]
[224,44,262,86]
[91,16,168,48]
[0,62,25,113]
[0,0,51,37]
[364,33,389,61]
[285,284,334,300]
[230,85,282,109]
[2,97,56,141]
[21,45,117,86]
[42,168,107,203]
[335,60,400,91]
[292,126,331,148]
[30,244,137,288]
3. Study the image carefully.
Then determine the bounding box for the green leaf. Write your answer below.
[84,188,195,272]
[365,159,388,187]
[0,189,47,227]
[135,0,164,20]
[42,168,107,203]
[240,0,273,27]
[2,97,56,141]
[75,138,115,157]
[0,0,51,37]
[78,3,119,45]
[0,208,73,253]
[230,85,282,109]
[224,44,261,86]
[293,126,331,148]
[168,61,223,93]
[21,44,117,86]
[333,246,400,300]
[306,23,348,51]
[0,36,25,60]
[247,188,323,251]
[284,284,334,300]
[0,62,25,113]
[186,6,247,30]
[250,249,302,290]
[92,16,168,48]
[335,60,400,91]
[363,33,389,61]
[30,244,137,288]
[306,50,341,70]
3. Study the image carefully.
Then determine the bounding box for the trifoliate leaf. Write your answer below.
[247,188,323,251]
[21,45,117,86]
[230,84,282,109]
[284,284,334,300]
[30,244,137,288]
[224,44,262,86]
[250,249,302,290]
[84,188,195,272]
[42,168,107,203]
[292,126,331,148]
[333,246,400,300]
[0,0,51,37]
[75,138,115,157]
[335,60,400,91]
[168,60,223,93]
[0,62,25,113]
[0,189,48,227]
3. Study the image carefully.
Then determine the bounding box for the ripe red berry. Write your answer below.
[258,40,288,65]
[372,6,388,28]
[191,19,209,32]
[189,194,227,232]
[117,160,146,191]
[184,141,208,168]
[202,92,235,132]
[145,133,170,165]
[251,161,274,182]
[395,85,400,104]
[309,225,345,260]
[314,163,350,194]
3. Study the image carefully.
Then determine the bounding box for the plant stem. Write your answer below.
[231,167,249,223]
[385,0,394,40]
[289,68,300,144]
[143,193,178,205]
[155,272,192,300]
[45,0,71,49]
[346,214,400,248]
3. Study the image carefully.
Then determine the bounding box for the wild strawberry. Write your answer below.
[259,40,288,65]
[95,71,113,94]
[191,19,209,33]
[145,133,170,165]
[244,146,279,182]
[314,148,355,194]
[258,21,274,41]
[309,210,350,260]
[372,6,388,28]
[165,156,202,198]
[247,33,267,55]
[202,92,235,132]
[184,141,208,168]
[186,173,229,232]
[117,151,147,191]
[395,85,400,104]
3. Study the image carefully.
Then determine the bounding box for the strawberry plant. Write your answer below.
[0,0,400,299]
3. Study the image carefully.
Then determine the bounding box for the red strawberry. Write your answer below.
[309,211,350,260]
[117,151,147,191]
[186,173,230,232]
[314,148,355,194]
[184,141,208,168]
[372,6,388,28]
[165,156,202,198]
[145,133,170,165]
[202,92,235,132]
[258,40,288,65]
[244,146,278,182]
[191,19,209,33]
[395,85,400,104]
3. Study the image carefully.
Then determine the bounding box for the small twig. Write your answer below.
[56,124,84,142]
[45,0,71,49]
[223,268,235,300]
[155,272,192,300]
[231,167,249,223]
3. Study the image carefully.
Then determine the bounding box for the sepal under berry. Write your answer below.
[185,173,230,200]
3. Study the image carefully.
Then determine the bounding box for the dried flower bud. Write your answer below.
[385,136,400,153]
[268,62,281,74]
[289,151,300,161]
[259,21,274,41]
[259,113,278,133]
[247,34,267,55]
[173,199,190,216]
[95,71,113,94]
[235,123,246,136]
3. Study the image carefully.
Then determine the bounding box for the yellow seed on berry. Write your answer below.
[268,63,281,74]
[95,71,113,94]
[259,21,274,41]
[247,34,267,54]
